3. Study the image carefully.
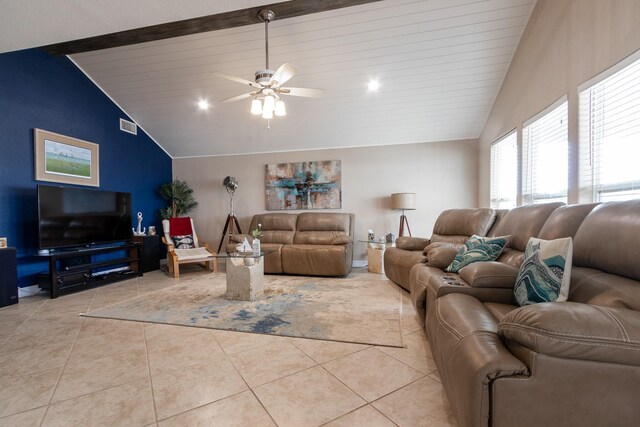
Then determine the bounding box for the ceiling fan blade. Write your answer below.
[270,63,298,86]
[220,92,255,103]
[278,87,324,98]
[214,72,262,89]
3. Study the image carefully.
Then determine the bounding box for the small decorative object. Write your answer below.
[132,212,146,236]
[236,238,253,254]
[34,128,100,187]
[386,233,395,243]
[148,226,156,236]
[367,229,375,242]
[0,237,6,248]
[378,237,386,250]
[251,223,262,255]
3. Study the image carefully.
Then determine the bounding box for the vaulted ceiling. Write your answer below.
[3,0,536,158]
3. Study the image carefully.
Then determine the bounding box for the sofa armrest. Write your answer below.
[459,262,519,289]
[229,234,253,244]
[396,236,430,251]
[424,243,460,269]
[499,302,640,366]
[331,235,353,245]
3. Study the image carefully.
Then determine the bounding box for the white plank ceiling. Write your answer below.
[70,0,537,158]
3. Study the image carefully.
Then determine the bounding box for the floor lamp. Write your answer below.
[391,193,416,237]
[217,176,243,253]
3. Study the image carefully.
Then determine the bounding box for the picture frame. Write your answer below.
[34,128,99,187]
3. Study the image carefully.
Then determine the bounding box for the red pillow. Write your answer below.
[169,217,193,236]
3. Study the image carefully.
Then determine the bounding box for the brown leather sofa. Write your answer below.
[383,208,497,291]
[387,200,640,426]
[227,212,354,276]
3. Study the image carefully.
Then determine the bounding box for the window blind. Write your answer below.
[522,99,568,205]
[579,54,640,202]
[490,130,517,209]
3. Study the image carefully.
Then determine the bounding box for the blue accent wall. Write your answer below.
[0,48,172,287]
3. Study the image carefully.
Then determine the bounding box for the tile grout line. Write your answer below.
[141,323,160,424]
[38,289,99,427]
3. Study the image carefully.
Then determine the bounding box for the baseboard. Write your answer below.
[18,284,42,297]
[352,260,367,268]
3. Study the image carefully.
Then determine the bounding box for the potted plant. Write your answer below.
[157,179,198,220]
[251,223,262,255]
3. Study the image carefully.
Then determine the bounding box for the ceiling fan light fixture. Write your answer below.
[263,95,275,112]
[274,100,286,116]
[250,98,262,115]
[262,108,273,119]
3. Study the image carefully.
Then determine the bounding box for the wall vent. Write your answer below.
[119,118,137,135]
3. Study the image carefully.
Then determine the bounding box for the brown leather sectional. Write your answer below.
[384,201,640,426]
[227,212,354,276]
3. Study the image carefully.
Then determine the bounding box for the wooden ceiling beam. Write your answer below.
[41,0,382,56]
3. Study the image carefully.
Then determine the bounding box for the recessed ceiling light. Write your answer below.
[198,100,210,110]
[368,80,380,92]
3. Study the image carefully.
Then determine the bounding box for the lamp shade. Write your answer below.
[391,193,416,210]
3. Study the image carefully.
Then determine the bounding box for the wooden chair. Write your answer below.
[161,218,218,278]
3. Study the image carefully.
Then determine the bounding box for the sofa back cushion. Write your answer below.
[430,208,496,244]
[568,267,640,310]
[294,213,354,245]
[573,200,640,282]
[486,209,509,237]
[492,202,564,251]
[249,213,297,244]
[538,203,599,240]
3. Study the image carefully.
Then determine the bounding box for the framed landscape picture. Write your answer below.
[265,160,342,210]
[34,129,99,187]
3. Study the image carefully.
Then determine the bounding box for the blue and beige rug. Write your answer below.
[82,273,404,347]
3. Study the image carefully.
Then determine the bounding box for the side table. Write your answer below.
[359,241,395,274]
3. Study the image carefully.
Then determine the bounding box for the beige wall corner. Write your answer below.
[477,0,640,206]
[172,139,478,264]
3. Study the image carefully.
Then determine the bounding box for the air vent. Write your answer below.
[119,118,137,135]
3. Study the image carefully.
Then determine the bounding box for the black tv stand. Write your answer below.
[36,242,143,298]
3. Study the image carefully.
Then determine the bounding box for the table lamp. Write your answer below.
[391,193,416,237]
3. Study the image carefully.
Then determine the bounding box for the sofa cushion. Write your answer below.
[492,202,564,251]
[446,235,509,273]
[424,243,460,269]
[261,243,284,274]
[430,208,496,243]
[281,244,349,276]
[538,203,598,240]
[294,212,352,245]
[499,302,640,366]
[396,236,430,251]
[514,237,573,306]
[567,267,640,310]
[459,261,519,289]
[573,199,640,281]
[249,213,297,244]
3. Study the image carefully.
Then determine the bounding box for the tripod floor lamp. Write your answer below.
[217,176,243,253]
[391,193,416,237]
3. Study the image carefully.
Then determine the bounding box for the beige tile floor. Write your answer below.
[0,268,456,427]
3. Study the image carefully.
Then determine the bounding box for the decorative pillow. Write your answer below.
[514,237,573,306]
[172,234,195,249]
[445,235,509,273]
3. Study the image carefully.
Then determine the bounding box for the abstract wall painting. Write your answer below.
[34,129,100,187]
[265,160,342,210]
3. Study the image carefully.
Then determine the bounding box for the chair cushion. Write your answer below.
[446,235,509,273]
[169,217,193,236]
[174,247,214,261]
[514,237,573,306]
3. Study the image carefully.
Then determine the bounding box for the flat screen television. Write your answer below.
[37,184,132,250]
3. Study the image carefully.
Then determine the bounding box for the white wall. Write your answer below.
[478,0,640,205]
[173,140,478,263]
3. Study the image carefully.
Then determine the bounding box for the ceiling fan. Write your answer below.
[215,9,323,121]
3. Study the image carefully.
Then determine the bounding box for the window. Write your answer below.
[490,131,518,208]
[522,99,568,204]
[579,52,640,202]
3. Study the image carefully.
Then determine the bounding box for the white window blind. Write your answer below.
[522,99,568,205]
[579,53,640,202]
[490,131,517,209]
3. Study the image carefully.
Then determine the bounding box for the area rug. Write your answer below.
[82,273,404,347]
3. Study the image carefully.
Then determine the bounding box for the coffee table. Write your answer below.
[211,251,273,301]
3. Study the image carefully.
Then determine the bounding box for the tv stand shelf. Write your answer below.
[36,242,143,298]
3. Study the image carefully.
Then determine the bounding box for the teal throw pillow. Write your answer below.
[445,235,509,273]
[514,237,573,306]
